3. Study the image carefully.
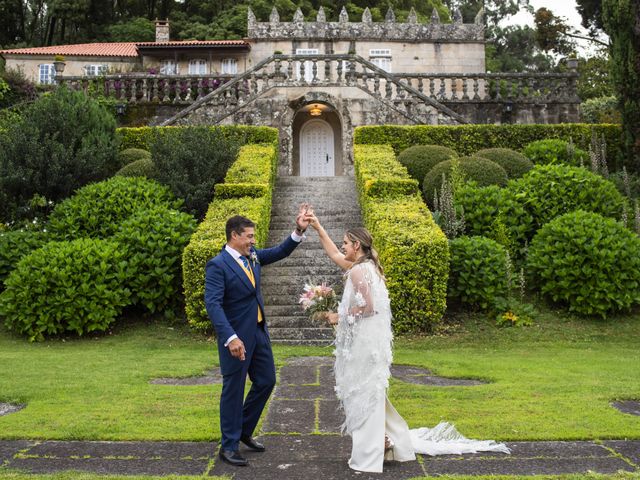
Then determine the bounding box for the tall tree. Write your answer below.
[602,0,640,170]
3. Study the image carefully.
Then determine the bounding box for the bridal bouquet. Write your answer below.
[299,282,338,321]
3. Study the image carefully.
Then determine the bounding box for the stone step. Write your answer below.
[263,293,314,306]
[268,227,350,239]
[265,304,338,317]
[261,274,341,287]
[267,327,335,341]
[260,265,342,276]
[269,339,333,346]
[264,255,340,267]
[264,283,341,296]
[266,316,322,328]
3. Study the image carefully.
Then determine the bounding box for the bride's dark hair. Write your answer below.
[345,227,384,278]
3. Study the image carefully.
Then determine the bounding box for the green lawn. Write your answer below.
[0,307,639,442]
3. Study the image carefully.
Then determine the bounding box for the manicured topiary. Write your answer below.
[448,236,509,310]
[474,148,534,178]
[397,145,458,183]
[527,210,640,318]
[522,139,588,166]
[117,148,151,168]
[423,156,508,204]
[510,164,626,232]
[114,207,196,314]
[0,238,131,341]
[354,145,449,334]
[0,230,50,287]
[115,158,156,178]
[48,176,180,240]
[455,184,534,259]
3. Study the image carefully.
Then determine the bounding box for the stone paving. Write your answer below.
[1,356,639,478]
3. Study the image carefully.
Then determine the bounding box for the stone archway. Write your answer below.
[278,92,353,177]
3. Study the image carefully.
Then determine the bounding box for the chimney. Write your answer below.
[155,19,170,43]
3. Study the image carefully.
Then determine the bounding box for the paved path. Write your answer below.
[1,357,639,478]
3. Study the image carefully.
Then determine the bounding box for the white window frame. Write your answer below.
[220,58,237,75]
[38,64,56,84]
[188,59,208,75]
[296,48,319,82]
[369,48,392,72]
[160,59,178,75]
[84,64,108,76]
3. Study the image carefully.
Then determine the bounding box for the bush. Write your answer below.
[448,236,509,310]
[354,124,624,171]
[117,148,152,167]
[0,238,131,341]
[0,69,37,109]
[581,96,622,124]
[114,207,196,314]
[609,169,640,200]
[48,176,180,239]
[423,157,508,204]
[182,143,277,331]
[118,126,278,151]
[511,164,627,232]
[522,139,589,167]
[474,148,534,178]
[455,184,534,259]
[115,158,156,178]
[527,210,640,317]
[0,230,50,287]
[397,145,458,183]
[354,144,449,334]
[0,87,119,224]
[149,126,240,219]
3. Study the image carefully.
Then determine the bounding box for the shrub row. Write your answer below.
[118,125,278,151]
[182,144,278,331]
[354,124,625,171]
[354,144,449,334]
[0,177,196,339]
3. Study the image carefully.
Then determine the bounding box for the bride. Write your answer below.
[306,213,510,473]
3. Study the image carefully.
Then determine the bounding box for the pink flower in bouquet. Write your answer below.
[299,282,338,319]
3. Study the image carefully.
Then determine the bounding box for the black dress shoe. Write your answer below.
[240,435,266,452]
[219,449,248,466]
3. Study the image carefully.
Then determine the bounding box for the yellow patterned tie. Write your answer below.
[239,256,263,323]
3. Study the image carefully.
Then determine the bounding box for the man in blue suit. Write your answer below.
[205,208,310,466]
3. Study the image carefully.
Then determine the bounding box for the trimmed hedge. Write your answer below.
[354,124,625,171]
[354,144,449,334]
[448,236,509,310]
[48,176,180,240]
[118,125,278,151]
[522,139,589,167]
[182,143,277,331]
[474,148,534,178]
[423,156,508,204]
[0,238,130,341]
[117,148,151,168]
[397,145,458,183]
[115,158,156,178]
[527,210,640,318]
[511,164,627,232]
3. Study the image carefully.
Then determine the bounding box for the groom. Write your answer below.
[205,206,310,467]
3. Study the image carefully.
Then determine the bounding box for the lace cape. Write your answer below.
[333,260,392,434]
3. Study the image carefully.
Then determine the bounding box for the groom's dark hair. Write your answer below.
[226,215,256,240]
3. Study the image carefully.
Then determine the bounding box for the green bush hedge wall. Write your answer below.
[354,124,626,171]
[527,210,640,318]
[182,144,277,332]
[118,126,278,151]
[354,144,449,334]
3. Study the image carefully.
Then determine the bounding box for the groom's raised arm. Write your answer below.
[205,260,235,342]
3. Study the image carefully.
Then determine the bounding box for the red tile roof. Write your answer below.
[0,40,250,57]
[0,43,139,57]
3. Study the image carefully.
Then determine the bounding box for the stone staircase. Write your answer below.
[262,176,363,345]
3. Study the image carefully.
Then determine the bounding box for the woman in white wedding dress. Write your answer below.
[307,214,510,473]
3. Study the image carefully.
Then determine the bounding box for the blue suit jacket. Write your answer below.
[204,236,299,375]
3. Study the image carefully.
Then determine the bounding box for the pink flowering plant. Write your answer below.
[299,282,338,321]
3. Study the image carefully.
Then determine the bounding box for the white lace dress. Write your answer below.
[333,260,510,473]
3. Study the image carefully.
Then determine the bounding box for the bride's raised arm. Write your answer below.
[307,213,353,271]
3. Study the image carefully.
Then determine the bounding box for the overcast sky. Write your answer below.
[507,0,607,55]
